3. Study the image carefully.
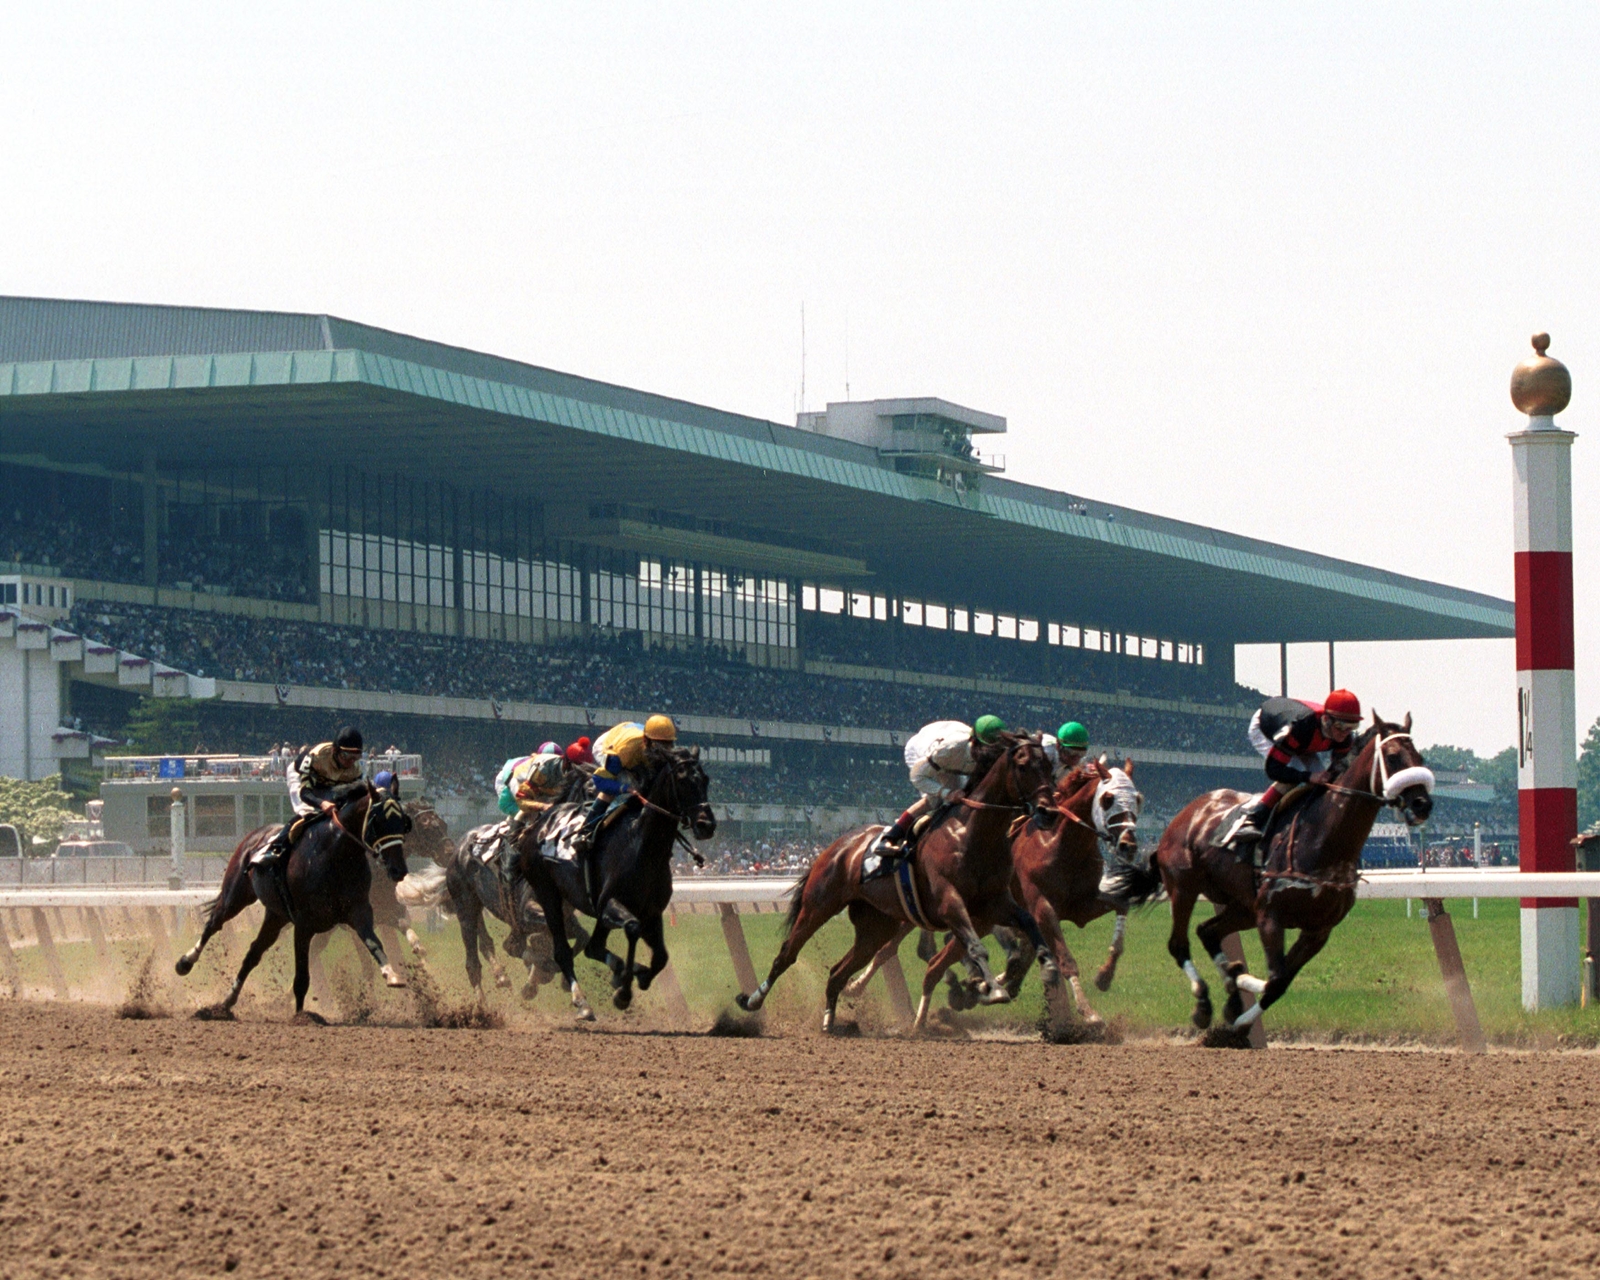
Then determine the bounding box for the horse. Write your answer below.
[445,818,589,999]
[1156,712,1434,1034]
[515,744,716,1015]
[845,758,1157,1025]
[735,731,1059,1032]
[305,800,454,997]
[174,782,414,1019]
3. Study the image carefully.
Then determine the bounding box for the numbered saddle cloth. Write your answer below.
[536,803,587,864]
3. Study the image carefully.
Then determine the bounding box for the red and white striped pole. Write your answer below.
[1510,332,1579,1009]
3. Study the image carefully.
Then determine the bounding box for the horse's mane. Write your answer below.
[1054,763,1107,809]
[969,730,1036,779]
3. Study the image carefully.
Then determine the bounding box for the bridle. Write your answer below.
[328,787,409,865]
[1038,776,1140,850]
[1320,731,1435,812]
[958,739,1053,817]
[628,755,713,867]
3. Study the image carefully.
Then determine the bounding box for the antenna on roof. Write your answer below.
[799,302,807,414]
[844,306,850,400]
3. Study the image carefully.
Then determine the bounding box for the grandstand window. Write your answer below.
[1019,618,1039,643]
[952,608,969,632]
[849,592,871,619]
[974,611,994,636]
[1161,639,1174,661]
[1085,629,1102,651]
[902,600,923,626]
[801,583,817,611]
[925,604,948,630]
[997,614,1017,640]
[874,595,888,622]
[818,587,844,615]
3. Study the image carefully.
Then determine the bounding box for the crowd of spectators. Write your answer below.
[1,478,311,603]
[67,603,1261,757]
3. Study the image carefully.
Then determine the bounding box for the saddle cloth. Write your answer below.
[1208,785,1310,851]
[536,803,587,864]
[468,822,510,865]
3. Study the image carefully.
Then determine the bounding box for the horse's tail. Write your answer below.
[1123,857,1168,909]
[780,871,808,942]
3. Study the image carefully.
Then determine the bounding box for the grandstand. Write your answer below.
[0,296,1514,846]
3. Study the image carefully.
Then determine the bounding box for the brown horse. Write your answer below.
[846,759,1157,1024]
[1156,712,1434,1033]
[735,732,1059,1032]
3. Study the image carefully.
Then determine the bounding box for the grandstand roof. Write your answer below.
[0,296,1512,645]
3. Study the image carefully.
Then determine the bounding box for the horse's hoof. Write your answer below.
[575,1007,596,1022]
[174,955,194,977]
[380,965,407,989]
[1192,996,1213,1031]
[635,971,654,991]
[612,989,633,1011]
[493,972,512,990]
[520,983,538,1000]
[192,1004,235,1022]
[977,985,1012,1006]
[735,992,754,1012]
[1092,967,1115,993]
[1221,991,1245,1028]
[1038,959,1061,986]
[411,945,428,961]
[292,1010,328,1026]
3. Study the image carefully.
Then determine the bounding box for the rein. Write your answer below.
[1315,731,1434,809]
[626,768,707,867]
[327,790,389,861]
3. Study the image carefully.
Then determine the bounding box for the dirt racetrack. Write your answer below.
[2,1002,1598,1279]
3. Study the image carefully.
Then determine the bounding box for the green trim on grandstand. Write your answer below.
[0,295,1511,645]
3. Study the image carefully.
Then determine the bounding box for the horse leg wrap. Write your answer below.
[1231,1001,1264,1030]
[1182,959,1204,997]
[744,979,770,1010]
[1236,973,1267,995]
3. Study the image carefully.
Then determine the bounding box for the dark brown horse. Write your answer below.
[1156,713,1434,1033]
[175,782,413,1018]
[735,732,1059,1032]
[846,759,1157,1024]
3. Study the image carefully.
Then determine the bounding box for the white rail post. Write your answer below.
[168,787,185,891]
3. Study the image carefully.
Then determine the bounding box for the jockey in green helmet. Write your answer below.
[866,715,1007,860]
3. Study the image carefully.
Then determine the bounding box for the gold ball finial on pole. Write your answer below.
[1511,331,1572,418]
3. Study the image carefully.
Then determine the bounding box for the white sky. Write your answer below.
[4,3,1598,756]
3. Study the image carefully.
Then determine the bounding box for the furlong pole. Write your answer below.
[1509,333,1580,1009]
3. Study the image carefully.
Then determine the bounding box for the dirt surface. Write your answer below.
[1,1002,1598,1279]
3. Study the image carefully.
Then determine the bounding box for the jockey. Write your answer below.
[869,715,1007,857]
[255,725,366,869]
[1044,721,1090,778]
[1227,689,1363,844]
[572,715,678,855]
[495,741,561,817]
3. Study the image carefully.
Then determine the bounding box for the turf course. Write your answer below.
[9,891,1600,1044]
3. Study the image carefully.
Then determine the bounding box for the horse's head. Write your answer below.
[646,743,717,841]
[402,800,453,867]
[1352,712,1434,827]
[363,784,413,882]
[974,731,1055,808]
[1093,757,1144,856]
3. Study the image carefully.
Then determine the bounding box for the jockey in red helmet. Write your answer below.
[1226,689,1363,845]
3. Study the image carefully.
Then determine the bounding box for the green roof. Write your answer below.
[0,296,1513,644]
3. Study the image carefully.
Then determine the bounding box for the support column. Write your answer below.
[142,449,160,594]
[1328,641,1336,692]
[1509,333,1580,1009]
[1279,642,1288,698]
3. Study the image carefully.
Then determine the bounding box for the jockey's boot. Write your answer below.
[1225,796,1275,847]
[254,821,294,869]
[867,811,915,860]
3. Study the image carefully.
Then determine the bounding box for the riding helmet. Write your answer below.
[643,714,678,742]
[1323,689,1362,724]
[1056,721,1089,749]
[973,714,1006,744]
[334,725,363,753]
